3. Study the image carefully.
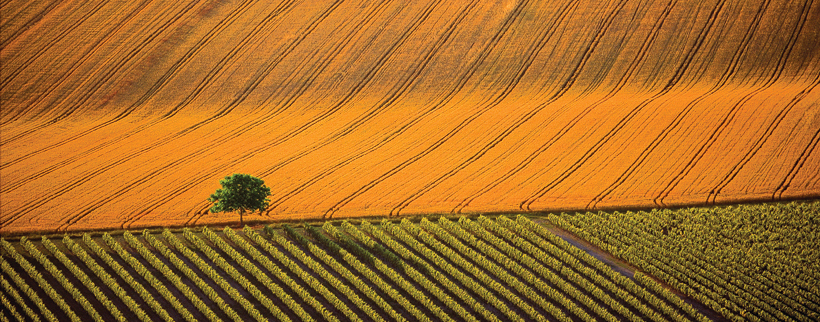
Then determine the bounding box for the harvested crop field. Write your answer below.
[2,0,819,233]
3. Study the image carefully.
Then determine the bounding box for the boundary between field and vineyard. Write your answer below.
[1,198,815,240]
[4,199,813,321]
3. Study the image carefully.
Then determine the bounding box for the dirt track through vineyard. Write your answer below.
[1,0,819,233]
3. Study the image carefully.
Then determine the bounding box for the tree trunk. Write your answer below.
[239,210,244,228]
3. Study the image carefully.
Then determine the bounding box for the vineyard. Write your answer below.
[551,200,820,321]
[2,0,820,233]
[1,214,715,322]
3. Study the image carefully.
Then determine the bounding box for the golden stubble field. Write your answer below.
[1,0,819,234]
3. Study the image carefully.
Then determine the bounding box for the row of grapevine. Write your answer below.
[463,216,613,322]
[365,219,506,322]
[183,228,289,321]
[485,216,668,322]
[26,236,103,321]
[40,236,126,321]
[555,212,747,320]
[286,225,406,321]
[322,222,449,322]
[81,234,174,322]
[5,208,766,322]
[441,216,577,321]
[5,237,82,321]
[424,216,557,321]
[231,229,338,321]
[1,272,32,322]
[509,215,707,322]
[550,201,820,322]
[615,216,792,321]
[621,211,814,320]
[264,226,368,322]
[122,231,218,320]
[158,229,261,321]
[205,226,308,320]
[1,270,41,322]
[343,221,475,322]
[303,223,430,321]
[61,236,149,321]
[101,233,195,321]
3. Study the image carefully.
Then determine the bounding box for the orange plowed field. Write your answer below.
[2,0,819,233]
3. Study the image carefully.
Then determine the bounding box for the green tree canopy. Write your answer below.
[208,174,271,226]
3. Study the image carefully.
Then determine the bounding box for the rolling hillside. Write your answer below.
[2,0,819,233]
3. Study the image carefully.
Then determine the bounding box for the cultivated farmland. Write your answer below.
[3,200,818,321]
[551,200,820,321]
[1,215,712,321]
[1,0,819,233]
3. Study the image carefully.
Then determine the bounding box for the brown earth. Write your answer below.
[1,0,819,234]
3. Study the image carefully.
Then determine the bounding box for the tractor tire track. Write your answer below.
[453,0,677,214]
[710,76,819,203]
[0,0,155,146]
[587,0,770,209]
[0,0,60,49]
[0,0,202,146]
[1,0,324,228]
[520,0,728,211]
[55,0,351,231]
[0,0,298,190]
[323,0,543,219]
[2,0,285,145]
[772,118,820,199]
[0,0,112,93]
[392,0,626,217]
[147,0,449,226]
[130,0,401,227]
[258,0,485,213]
[655,0,812,206]
[706,0,816,203]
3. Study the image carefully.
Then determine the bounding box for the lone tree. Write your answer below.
[208,174,271,227]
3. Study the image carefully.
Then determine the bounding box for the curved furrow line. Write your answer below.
[0,0,203,145]
[709,77,819,203]
[655,0,813,206]
[772,122,820,199]
[183,0,528,224]
[0,0,60,49]
[656,0,729,94]
[115,0,334,143]
[70,0,387,230]
[60,153,215,232]
[124,0,381,227]
[0,0,301,193]
[324,0,544,219]
[706,6,817,203]
[262,0,485,211]
[521,0,729,211]
[51,0,346,231]
[136,0,455,225]
[3,0,293,143]
[198,0,377,123]
[42,0,261,124]
[391,0,610,217]
[0,0,155,148]
[0,0,113,93]
[587,0,772,209]
[401,0,629,216]
[222,0,450,168]
[130,0,400,227]
[154,0,285,120]
[650,93,753,208]
[452,0,678,214]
